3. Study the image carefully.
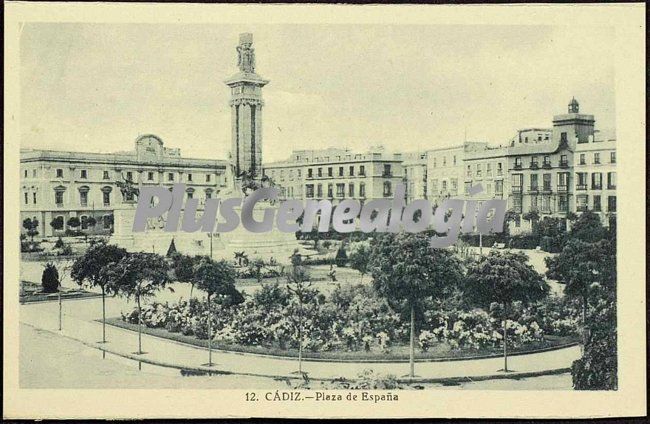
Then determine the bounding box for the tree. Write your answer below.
[335,245,348,267]
[23,218,39,242]
[103,252,170,354]
[503,209,520,237]
[41,262,59,293]
[194,259,239,366]
[545,238,614,355]
[50,216,64,232]
[86,216,97,229]
[286,251,312,375]
[348,243,371,283]
[247,258,266,284]
[369,233,464,377]
[170,253,199,298]
[570,209,607,243]
[67,217,81,230]
[465,251,549,372]
[523,210,540,232]
[71,242,128,342]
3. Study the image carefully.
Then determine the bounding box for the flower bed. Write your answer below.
[113,283,580,360]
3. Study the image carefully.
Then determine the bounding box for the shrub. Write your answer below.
[335,246,348,267]
[41,262,59,293]
[54,237,65,249]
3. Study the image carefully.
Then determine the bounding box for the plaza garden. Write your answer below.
[26,210,617,389]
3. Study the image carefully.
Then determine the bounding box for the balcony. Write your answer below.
[557,185,568,192]
[527,186,539,194]
[382,172,393,178]
[513,163,523,170]
[592,184,602,190]
[542,162,552,169]
[576,184,588,191]
[542,185,552,194]
[559,160,569,168]
[607,184,616,190]
[512,186,522,194]
[529,162,539,170]
[577,205,588,212]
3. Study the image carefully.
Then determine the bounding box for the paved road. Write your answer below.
[20,293,581,381]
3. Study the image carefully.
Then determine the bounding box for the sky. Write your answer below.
[20,23,616,163]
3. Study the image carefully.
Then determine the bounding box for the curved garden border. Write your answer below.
[104,317,580,364]
[22,322,575,384]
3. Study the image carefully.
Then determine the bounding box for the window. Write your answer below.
[55,190,64,205]
[359,183,366,197]
[359,165,365,176]
[577,172,588,189]
[560,155,568,166]
[317,184,323,197]
[530,196,538,210]
[543,174,551,190]
[513,196,522,213]
[205,189,213,199]
[442,157,447,166]
[24,192,28,205]
[320,168,324,177]
[103,191,110,206]
[558,195,568,212]
[33,169,37,178]
[187,173,193,182]
[103,171,110,180]
[336,183,345,197]
[327,184,333,198]
[531,156,539,166]
[148,172,154,181]
[103,215,112,229]
[594,153,601,164]
[543,156,550,166]
[56,169,64,178]
[610,152,616,164]
[383,181,392,197]
[476,164,482,177]
[579,154,586,165]
[383,164,392,177]
[453,156,457,165]
[466,165,471,177]
[338,167,344,177]
[431,179,438,192]
[514,158,522,168]
[442,180,448,191]
[607,172,616,189]
[608,196,616,212]
[592,172,602,190]
[593,195,602,211]
[497,162,503,175]
[206,174,211,182]
[126,171,133,181]
[451,178,458,191]
[80,190,88,207]
[81,216,89,230]
[306,184,314,198]
[168,173,174,181]
[576,195,588,211]
[308,168,313,178]
[433,158,437,168]
[349,166,354,176]
[486,163,492,176]
[495,180,503,194]
[80,170,87,179]
[530,174,538,189]
[348,183,355,197]
[187,190,193,199]
[541,196,551,213]
[24,170,28,178]
[557,172,568,188]
[33,193,37,204]
[512,174,523,187]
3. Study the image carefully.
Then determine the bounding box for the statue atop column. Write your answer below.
[236,33,255,73]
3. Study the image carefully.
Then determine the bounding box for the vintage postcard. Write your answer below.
[3,2,646,420]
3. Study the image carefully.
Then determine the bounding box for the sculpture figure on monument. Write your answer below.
[116,176,139,203]
[236,34,255,73]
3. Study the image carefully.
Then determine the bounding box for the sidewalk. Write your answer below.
[20,298,581,382]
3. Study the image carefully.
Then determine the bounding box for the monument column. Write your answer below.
[225,33,269,180]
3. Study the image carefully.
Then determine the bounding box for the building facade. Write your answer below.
[263,147,404,205]
[20,135,231,238]
[574,130,617,220]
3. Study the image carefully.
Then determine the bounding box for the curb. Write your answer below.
[22,322,577,384]
[104,318,580,364]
